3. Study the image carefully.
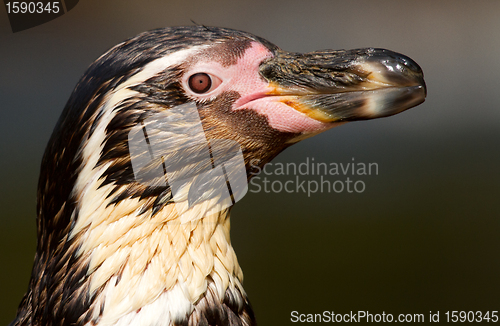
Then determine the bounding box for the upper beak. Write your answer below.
[259,48,426,122]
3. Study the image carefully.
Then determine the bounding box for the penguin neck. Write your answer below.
[75,198,250,325]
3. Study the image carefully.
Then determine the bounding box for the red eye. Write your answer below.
[188,73,212,94]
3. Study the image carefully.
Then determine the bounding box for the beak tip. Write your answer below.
[362,49,426,90]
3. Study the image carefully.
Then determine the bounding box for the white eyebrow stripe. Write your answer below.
[70,45,209,238]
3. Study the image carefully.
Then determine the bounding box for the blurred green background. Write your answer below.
[1,1,499,324]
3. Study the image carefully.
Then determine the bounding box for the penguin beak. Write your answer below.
[260,48,426,122]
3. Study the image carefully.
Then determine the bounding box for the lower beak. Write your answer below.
[260,48,426,122]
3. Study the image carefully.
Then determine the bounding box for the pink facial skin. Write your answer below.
[181,42,340,135]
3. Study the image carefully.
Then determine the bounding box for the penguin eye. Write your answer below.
[187,73,221,94]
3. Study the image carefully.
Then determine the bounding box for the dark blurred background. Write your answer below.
[1,1,499,324]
